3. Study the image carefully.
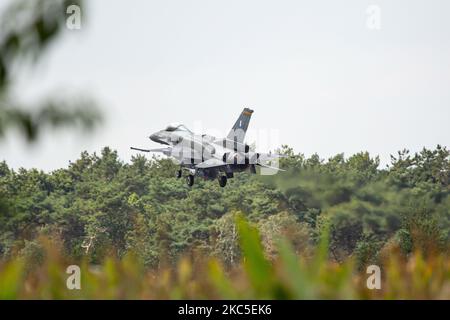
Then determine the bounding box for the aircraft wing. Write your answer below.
[195,158,227,169]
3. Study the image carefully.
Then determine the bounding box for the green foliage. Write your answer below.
[0,145,448,270]
[0,145,448,299]
[0,0,101,142]
[0,216,447,299]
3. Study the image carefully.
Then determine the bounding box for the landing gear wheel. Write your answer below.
[176,169,182,179]
[186,175,194,187]
[218,175,227,187]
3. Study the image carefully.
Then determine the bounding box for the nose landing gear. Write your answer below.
[186,174,194,187]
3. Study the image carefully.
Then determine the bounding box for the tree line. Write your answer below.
[0,145,448,270]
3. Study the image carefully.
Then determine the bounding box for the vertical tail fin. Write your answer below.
[226,108,253,144]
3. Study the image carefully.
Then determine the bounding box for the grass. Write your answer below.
[0,217,449,299]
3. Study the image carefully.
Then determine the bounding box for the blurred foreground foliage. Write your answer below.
[0,0,101,142]
[0,217,448,299]
[0,145,449,299]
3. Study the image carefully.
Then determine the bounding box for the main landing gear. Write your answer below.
[218,175,227,187]
[183,171,227,188]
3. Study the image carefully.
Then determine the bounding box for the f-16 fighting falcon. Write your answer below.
[131,108,284,187]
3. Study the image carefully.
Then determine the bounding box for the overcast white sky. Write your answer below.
[1,0,449,171]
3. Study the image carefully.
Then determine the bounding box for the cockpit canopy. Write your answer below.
[164,123,192,133]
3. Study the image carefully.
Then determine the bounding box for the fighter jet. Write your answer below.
[131,108,284,187]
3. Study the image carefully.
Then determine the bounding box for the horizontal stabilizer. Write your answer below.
[257,162,286,171]
[257,153,288,161]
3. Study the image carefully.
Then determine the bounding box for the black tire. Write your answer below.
[176,170,182,179]
[218,175,227,187]
[186,175,194,187]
